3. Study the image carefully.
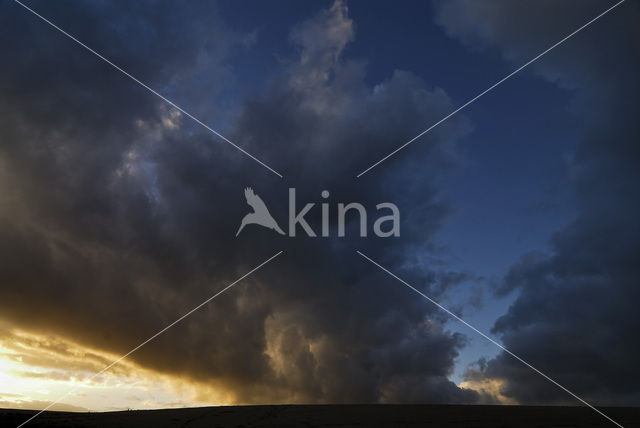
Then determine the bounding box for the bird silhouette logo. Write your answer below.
[236,187,285,237]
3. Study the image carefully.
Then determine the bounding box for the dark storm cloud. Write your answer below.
[436,0,640,405]
[1,1,477,404]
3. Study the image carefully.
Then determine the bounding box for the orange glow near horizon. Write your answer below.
[0,325,232,412]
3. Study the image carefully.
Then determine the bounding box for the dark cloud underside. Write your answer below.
[0,0,476,404]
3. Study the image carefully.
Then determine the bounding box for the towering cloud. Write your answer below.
[0,1,476,406]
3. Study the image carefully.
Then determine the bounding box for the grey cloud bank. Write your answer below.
[0,0,475,405]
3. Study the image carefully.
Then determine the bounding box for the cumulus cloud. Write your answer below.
[436,0,640,405]
[0,0,475,405]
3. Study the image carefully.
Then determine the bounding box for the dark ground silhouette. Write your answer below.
[2,404,640,427]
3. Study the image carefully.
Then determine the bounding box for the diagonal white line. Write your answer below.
[356,250,624,428]
[14,0,283,178]
[15,250,284,428]
[356,0,626,178]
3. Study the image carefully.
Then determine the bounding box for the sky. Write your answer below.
[0,0,639,412]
